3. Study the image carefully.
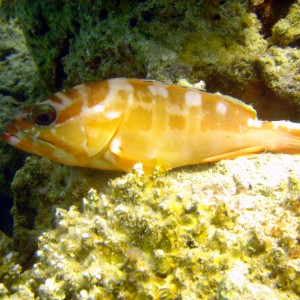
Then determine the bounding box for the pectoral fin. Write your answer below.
[81,114,122,157]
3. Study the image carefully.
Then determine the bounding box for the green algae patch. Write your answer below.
[256,1,300,108]
[258,46,300,107]
[178,2,267,88]
[271,1,300,47]
[10,0,299,117]
[14,0,268,93]
[1,154,300,299]
[0,18,44,105]
[0,231,21,298]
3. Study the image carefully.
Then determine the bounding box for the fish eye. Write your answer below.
[31,104,57,126]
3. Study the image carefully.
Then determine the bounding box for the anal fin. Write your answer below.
[200,146,266,163]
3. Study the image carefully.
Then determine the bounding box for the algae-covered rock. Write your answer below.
[0,17,45,236]
[2,154,299,299]
[0,18,44,109]
[258,46,300,107]
[0,231,21,299]
[12,0,300,117]
[15,1,266,92]
[10,156,121,267]
[258,37,300,106]
[217,261,291,300]
[255,1,300,107]
[271,1,300,46]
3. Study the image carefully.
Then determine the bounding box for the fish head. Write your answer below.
[2,100,92,166]
[2,82,124,167]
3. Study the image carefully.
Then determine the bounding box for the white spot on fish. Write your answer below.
[60,135,67,142]
[185,91,202,107]
[148,85,169,98]
[133,101,153,111]
[116,81,134,93]
[105,80,134,106]
[248,118,262,128]
[93,104,104,112]
[74,84,89,102]
[7,136,20,146]
[81,141,86,150]
[109,79,134,94]
[52,149,77,164]
[110,138,121,153]
[55,92,73,106]
[216,102,227,116]
[127,92,135,107]
[103,150,117,164]
[34,130,41,137]
[50,128,56,135]
[105,111,121,119]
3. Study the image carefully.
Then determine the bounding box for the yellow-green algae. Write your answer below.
[10,0,300,109]
[258,46,300,106]
[271,1,300,47]
[257,0,300,107]
[0,153,300,299]
[10,156,121,267]
[0,17,46,223]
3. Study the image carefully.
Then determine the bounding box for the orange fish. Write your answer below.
[2,78,300,172]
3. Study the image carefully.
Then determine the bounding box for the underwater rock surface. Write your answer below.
[0,17,46,236]
[12,0,300,116]
[0,153,299,299]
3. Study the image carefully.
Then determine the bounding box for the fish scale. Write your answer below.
[2,78,300,173]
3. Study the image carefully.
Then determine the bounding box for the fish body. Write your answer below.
[2,78,300,172]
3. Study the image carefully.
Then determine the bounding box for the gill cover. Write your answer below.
[34,103,122,158]
[80,111,122,157]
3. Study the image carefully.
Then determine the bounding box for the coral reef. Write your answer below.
[10,156,121,267]
[258,46,300,106]
[0,154,299,299]
[0,16,45,137]
[0,17,45,235]
[271,1,300,46]
[15,0,267,91]
[12,0,300,115]
[0,18,44,109]
[256,0,300,107]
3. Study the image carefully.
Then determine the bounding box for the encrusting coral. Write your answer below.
[0,154,300,299]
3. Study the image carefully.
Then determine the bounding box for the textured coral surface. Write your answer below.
[13,0,300,117]
[0,17,46,236]
[0,154,299,299]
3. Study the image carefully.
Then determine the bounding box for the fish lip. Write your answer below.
[2,122,22,145]
[2,123,55,153]
[1,131,14,144]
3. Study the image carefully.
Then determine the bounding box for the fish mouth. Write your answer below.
[2,123,55,156]
[2,122,24,146]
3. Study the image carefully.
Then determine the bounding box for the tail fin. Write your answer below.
[266,121,300,154]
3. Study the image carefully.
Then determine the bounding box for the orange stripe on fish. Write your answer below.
[2,78,300,172]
